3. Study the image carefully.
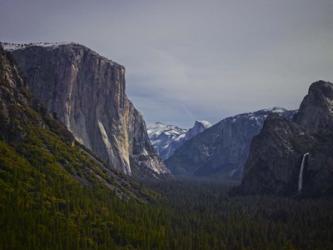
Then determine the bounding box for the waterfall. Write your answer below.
[298,152,309,193]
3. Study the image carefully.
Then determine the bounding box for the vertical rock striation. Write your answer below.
[3,42,169,178]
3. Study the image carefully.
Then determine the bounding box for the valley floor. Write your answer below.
[1,173,333,250]
[146,179,333,250]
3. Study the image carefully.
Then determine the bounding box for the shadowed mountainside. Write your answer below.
[238,81,333,196]
[166,108,295,179]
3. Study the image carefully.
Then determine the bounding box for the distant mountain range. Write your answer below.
[147,120,211,160]
[165,107,296,180]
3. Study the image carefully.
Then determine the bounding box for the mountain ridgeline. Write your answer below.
[165,108,296,179]
[147,120,211,160]
[238,81,333,196]
[3,42,169,178]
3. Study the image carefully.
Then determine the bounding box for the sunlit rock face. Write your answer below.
[238,81,333,196]
[4,42,170,178]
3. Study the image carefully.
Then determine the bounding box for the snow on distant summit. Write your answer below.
[165,107,297,179]
[147,120,211,160]
[263,107,289,113]
[184,120,212,142]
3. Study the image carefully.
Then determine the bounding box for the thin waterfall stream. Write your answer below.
[298,152,309,192]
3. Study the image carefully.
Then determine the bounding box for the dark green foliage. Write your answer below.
[147,180,333,250]
[2,152,333,250]
[0,133,167,250]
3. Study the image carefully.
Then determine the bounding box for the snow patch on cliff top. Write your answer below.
[1,42,74,51]
[195,120,212,128]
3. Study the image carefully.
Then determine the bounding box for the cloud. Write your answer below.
[1,0,332,127]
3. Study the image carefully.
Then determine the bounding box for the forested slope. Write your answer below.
[0,45,165,249]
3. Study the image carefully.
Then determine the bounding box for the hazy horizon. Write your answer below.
[1,0,332,127]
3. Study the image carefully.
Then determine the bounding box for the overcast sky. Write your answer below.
[1,0,332,127]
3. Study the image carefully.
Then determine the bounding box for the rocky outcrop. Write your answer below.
[238,81,333,196]
[166,108,295,179]
[294,81,333,132]
[3,42,169,178]
[184,120,212,141]
[147,120,211,160]
[0,44,152,201]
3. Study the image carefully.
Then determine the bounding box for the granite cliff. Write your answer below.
[3,42,169,178]
[166,108,295,179]
[238,81,333,196]
[0,45,148,199]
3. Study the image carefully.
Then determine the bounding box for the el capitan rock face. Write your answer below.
[4,42,169,178]
[238,81,333,196]
[0,44,153,202]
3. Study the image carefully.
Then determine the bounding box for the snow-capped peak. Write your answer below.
[147,120,211,160]
[147,122,187,138]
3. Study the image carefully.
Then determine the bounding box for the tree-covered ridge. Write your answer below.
[0,46,166,249]
[0,137,168,250]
